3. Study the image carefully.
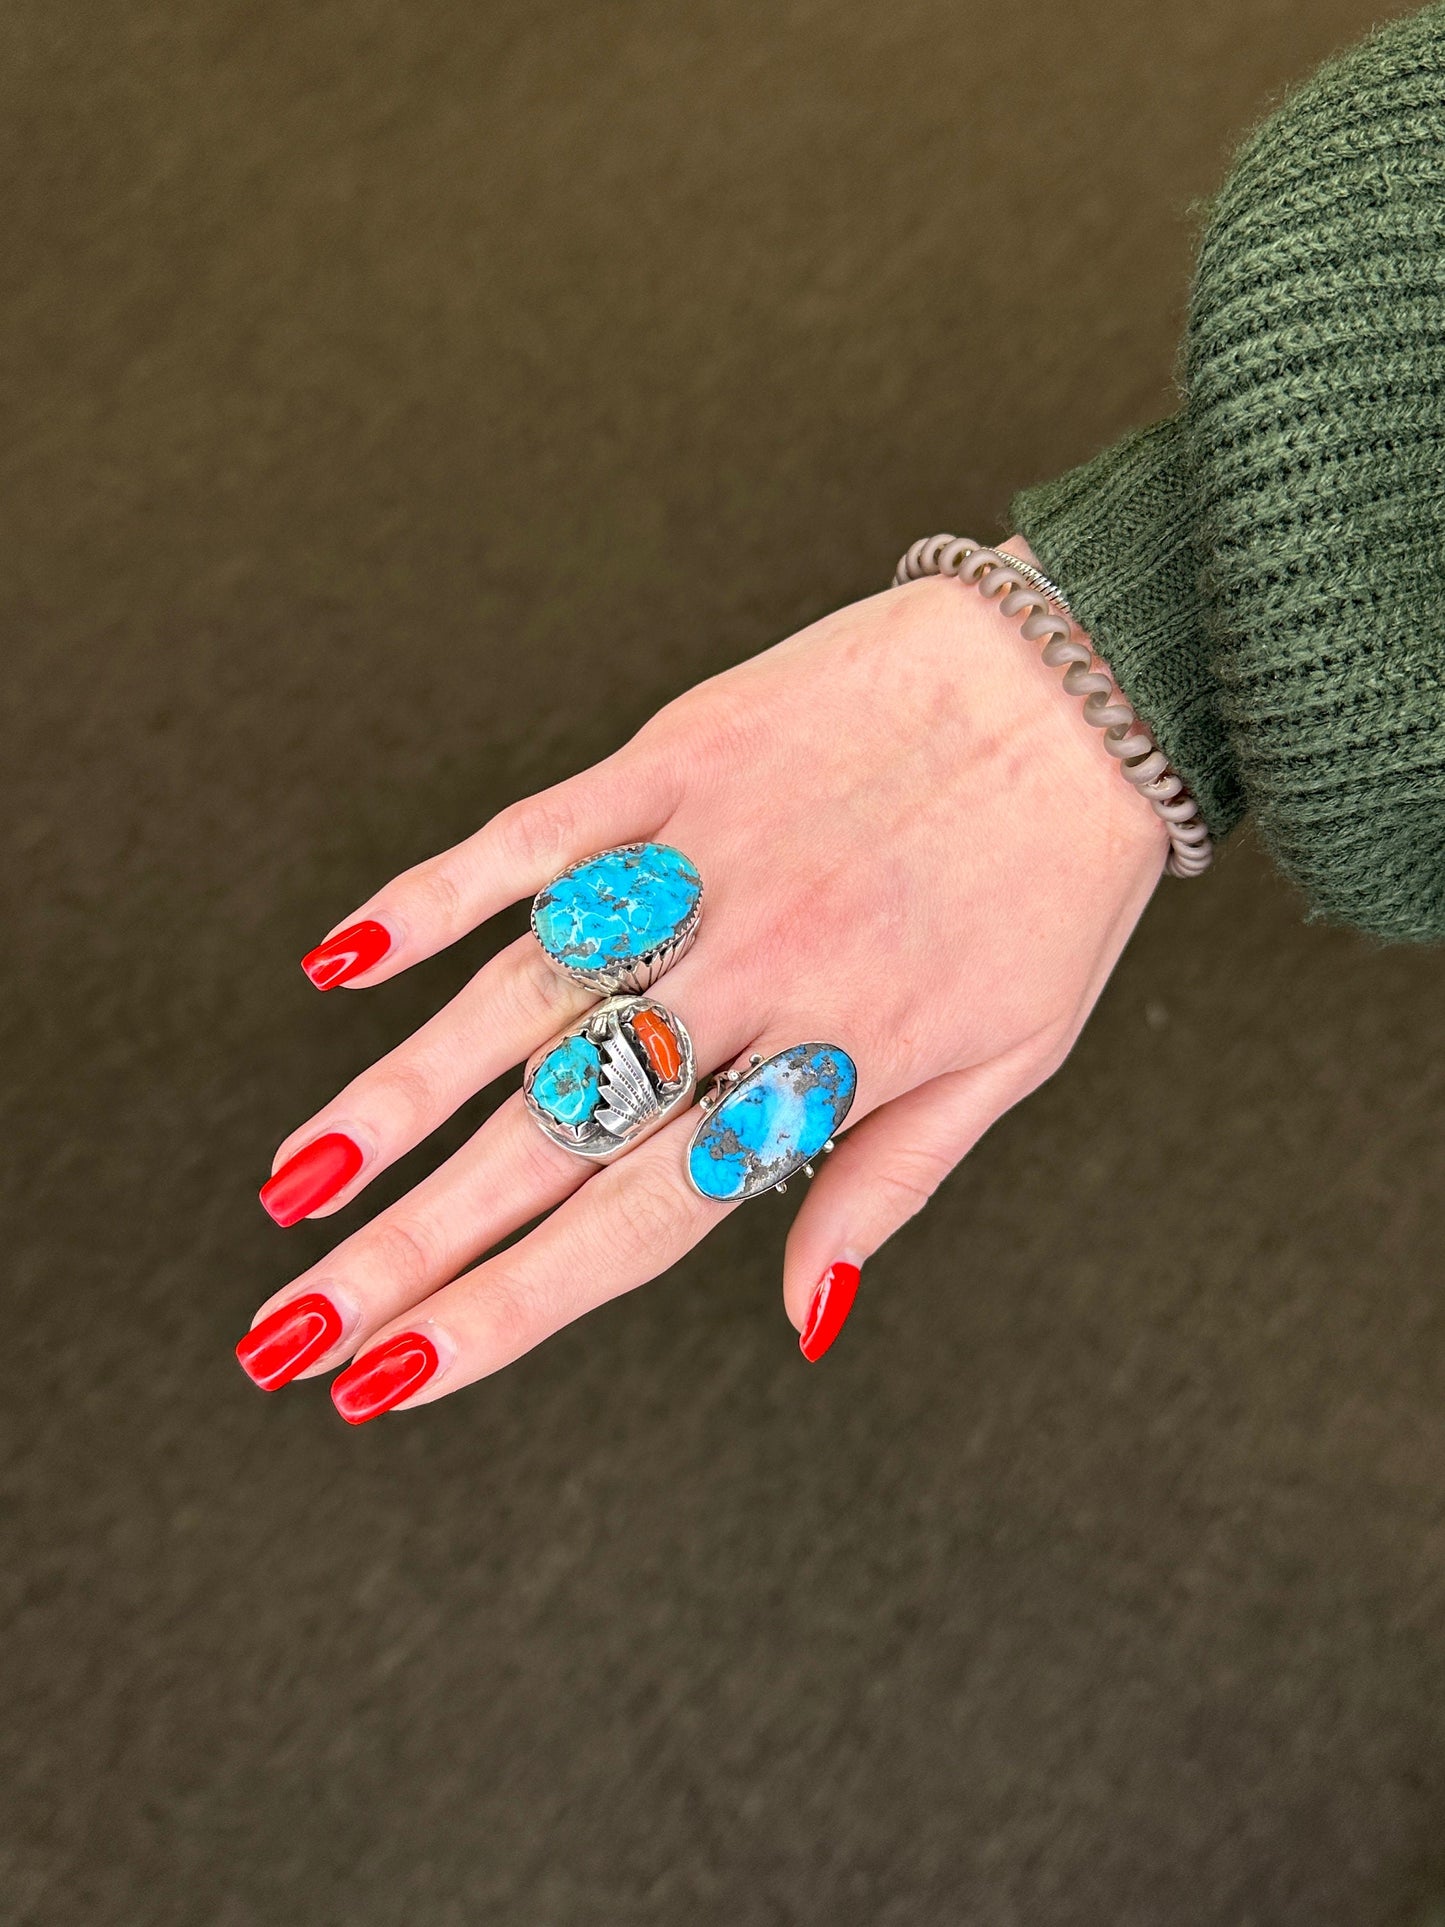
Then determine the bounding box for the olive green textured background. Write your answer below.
[3,3,1443,1923]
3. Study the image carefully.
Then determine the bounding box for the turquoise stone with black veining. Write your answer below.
[688,1044,857,1201]
[529,1033,603,1129]
[532,843,701,978]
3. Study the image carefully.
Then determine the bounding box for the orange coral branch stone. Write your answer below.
[630,1008,682,1083]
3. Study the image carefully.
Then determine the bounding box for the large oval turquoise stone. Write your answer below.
[532,843,701,979]
[529,1033,603,1128]
[688,1044,857,1201]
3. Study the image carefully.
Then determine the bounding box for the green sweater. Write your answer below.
[1008,3,1445,944]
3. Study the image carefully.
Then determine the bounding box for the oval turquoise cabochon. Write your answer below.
[688,1044,857,1201]
[532,843,701,976]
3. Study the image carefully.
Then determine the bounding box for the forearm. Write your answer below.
[1009,2,1445,942]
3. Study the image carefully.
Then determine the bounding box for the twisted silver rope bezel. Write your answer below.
[893,535,1213,879]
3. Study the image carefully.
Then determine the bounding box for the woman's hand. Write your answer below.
[237,537,1168,1418]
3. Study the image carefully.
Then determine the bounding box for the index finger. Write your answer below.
[300,744,680,990]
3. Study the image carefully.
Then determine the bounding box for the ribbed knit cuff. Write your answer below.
[1007,415,1245,840]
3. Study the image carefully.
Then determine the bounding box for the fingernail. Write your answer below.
[236,1291,344,1391]
[301,919,394,991]
[260,1132,364,1226]
[331,1331,439,1425]
[800,1261,861,1362]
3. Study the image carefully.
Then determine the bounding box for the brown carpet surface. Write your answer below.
[4,2,1444,1922]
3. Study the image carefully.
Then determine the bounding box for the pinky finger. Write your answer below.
[781,1061,1029,1362]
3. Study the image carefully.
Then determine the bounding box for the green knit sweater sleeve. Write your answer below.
[1007,3,1445,943]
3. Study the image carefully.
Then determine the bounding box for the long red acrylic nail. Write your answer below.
[236,1291,344,1391]
[331,1331,439,1425]
[301,919,393,991]
[800,1261,861,1362]
[259,1132,364,1226]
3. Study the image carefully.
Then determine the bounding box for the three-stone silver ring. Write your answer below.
[523,993,697,1162]
[528,840,857,1193]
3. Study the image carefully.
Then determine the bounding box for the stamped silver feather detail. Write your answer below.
[593,1029,662,1136]
[524,993,698,1163]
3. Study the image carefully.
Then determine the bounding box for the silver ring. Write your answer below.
[685,1042,857,1201]
[524,994,697,1162]
[530,841,703,994]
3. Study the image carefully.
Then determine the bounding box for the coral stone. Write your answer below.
[630,1008,683,1083]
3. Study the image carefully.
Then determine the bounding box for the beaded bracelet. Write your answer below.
[893,535,1213,878]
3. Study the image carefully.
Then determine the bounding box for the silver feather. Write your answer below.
[593,1028,660,1136]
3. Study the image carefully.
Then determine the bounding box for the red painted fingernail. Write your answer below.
[259,1132,364,1226]
[236,1291,344,1391]
[331,1331,439,1425]
[301,919,393,990]
[800,1261,861,1362]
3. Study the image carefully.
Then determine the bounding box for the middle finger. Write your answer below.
[239,956,763,1385]
[260,931,595,1225]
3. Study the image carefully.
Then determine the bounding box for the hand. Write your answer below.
[237,537,1168,1418]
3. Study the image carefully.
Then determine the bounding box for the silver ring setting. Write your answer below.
[685,1042,857,1201]
[524,994,697,1162]
[530,842,703,994]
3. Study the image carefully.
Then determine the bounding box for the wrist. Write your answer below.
[895,530,1208,883]
[997,534,1171,875]
[1007,420,1239,842]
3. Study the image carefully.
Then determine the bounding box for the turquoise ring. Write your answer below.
[686,1043,857,1202]
[524,995,697,1163]
[530,842,703,995]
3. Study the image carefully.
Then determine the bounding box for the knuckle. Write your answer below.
[502,945,576,1037]
[513,1119,577,1195]
[606,1163,696,1263]
[381,1053,445,1136]
[361,1213,442,1297]
[874,1150,949,1219]
[406,858,465,932]
[651,684,757,780]
[494,788,580,877]
[496,1090,578,1191]
[453,1267,538,1358]
[691,697,762,773]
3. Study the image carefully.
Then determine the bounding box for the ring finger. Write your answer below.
[324,1027,866,1421]
[238,968,764,1387]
